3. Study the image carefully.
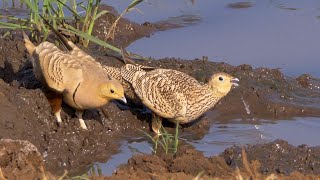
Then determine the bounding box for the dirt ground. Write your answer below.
[0,5,320,179]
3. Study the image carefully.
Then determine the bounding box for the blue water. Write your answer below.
[188,117,320,157]
[2,0,320,76]
[108,0,320,77]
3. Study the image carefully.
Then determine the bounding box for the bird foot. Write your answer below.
[79,119,88,130]
[56,121,62,127]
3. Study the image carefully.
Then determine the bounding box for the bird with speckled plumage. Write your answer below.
[23,32,126,130]
[121,64,239,134]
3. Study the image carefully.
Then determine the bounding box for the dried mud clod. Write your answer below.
[221,139,320,175]
[0,139,52,180]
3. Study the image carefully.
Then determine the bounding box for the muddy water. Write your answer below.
[108,0,320,77]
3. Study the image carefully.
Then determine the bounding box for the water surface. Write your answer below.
[98,117,320,175]
[188,117,320,157]
[108,0,320,77]
[2,0,319,76]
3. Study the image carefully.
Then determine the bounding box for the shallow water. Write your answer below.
[188,117,320,157]
[2,1,320,77]
[96,117,320,176]
[95,139,152,175]
[108,0,320,77]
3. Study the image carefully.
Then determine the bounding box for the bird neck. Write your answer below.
[97,88,110,101]
[205,84,226,99]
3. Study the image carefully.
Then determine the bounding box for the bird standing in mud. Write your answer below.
[23,33,126,130]
[121,64,239,134]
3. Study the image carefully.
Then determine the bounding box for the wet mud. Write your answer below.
[0,5,320,179]
[108,141,320,179]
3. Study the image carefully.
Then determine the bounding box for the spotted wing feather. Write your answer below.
[34,42,83,92]
[122,65,199,119]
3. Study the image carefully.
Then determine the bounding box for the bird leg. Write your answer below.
[152,113,162,135]
[44,90,63,126]
[75,110,87,130]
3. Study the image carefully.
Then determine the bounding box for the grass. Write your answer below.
[55,164,102,180]
[106,0,143,41]
[142,122,180,155]
[0,168,5,179]
[0,0,144,54]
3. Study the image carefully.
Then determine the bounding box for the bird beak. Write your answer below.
[120,97,127,104]
[230,78,239,87]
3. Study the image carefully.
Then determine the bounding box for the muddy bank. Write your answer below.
[92,4,201,49]
[0,35,149,176]
[108,140,320,179]
[222,139,320,175]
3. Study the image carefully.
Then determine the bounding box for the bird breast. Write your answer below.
[63,81,108,110]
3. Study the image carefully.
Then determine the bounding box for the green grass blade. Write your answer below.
[0,21,32,29]
[173,121,179,154]
[93,10,109,21]
[61,25,121,52]
[0,16,28,22]
[127,0,144,11]
[55,0,84,21]
[24,0,38,13]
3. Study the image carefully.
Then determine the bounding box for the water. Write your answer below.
[107,0,320,77]
[96,117,320,175]
[188,117,320,157]
[95,139,152,175]
[2,1,320,76]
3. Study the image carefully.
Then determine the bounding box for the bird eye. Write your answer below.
[219,77,224,81]
[110,89,114,93]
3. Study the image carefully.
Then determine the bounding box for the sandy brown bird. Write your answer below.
[121,64,239,134]
[23,33,126,130]
[60,41,137,102]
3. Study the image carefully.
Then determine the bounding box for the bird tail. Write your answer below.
[120,48,156,70]
[120,64,145,83]
[22,32,36,57]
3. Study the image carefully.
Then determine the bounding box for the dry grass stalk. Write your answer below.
[0,168,7,180]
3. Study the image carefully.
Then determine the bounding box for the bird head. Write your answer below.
[208,72,239,96]
[98,80,127,103]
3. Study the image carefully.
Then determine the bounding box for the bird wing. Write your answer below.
[34,42,83,92]
[68,41,98,63]
[131,69,192,119]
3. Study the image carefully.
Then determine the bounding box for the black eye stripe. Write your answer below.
[110,89,114,93]
[219,77,223,81]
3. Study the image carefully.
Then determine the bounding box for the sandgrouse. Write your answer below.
[23,32,126,130]
[121,64,239,134]
[61,41,137,102]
